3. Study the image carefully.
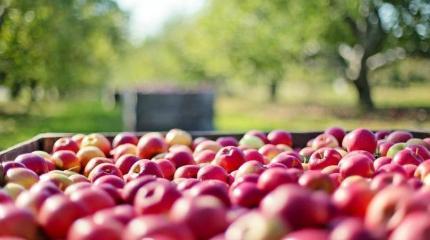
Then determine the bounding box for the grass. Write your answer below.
[1,82,430,150]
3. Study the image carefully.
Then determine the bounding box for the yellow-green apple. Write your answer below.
[77,146,106,168]
[258,144,282,161]
[165,129,192,146]
[3,183,25,200]
[5,168,39,189]
[386,143,407,158]
[239,135,264,149]
[80,133,111,156]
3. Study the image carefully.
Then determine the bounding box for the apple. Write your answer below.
[115,154,140,175]
[72,133,85,145]
[93,175,125,188]
[67,216,122,240]
[3,183,25,200]
[165,129,192,146]
[0,205,38,240]
[370,172,406,191]
[38,194,87,239]
[311,133,339,149]
[128,160,164,179]
[53,137,80,153]
[415,159,430,180]
[332,182,374,218]
[110,143,138,160]
[187,180,231,207]
[5,168,39,189]
[154,158,176,180]
[270,152,303,169]
[406,144,430,160]
[39,172,73,190]
[230,174,259,190]
[234,160,265,179]
[197,164,229,182]
[260,184,329,229]
[169,144,193,154]
[245,130,269,144]
[77,146,106,168]
[15,153,50,175]
[70,187,115,215]
[403,164,418,178]
[257,168,300,193]
[94,204,137,226]
[121,176,158,204]
[52,150,81,172]
[194,140,222,153]
[390,212,430,240]
[324,127,346,144]
[267,130,293,146]
[213,146,246,173]
[386,143,407,158]
[299,147,316,163]
[386,130,413,143]
[375,130,390,140]
[308,148,342,170]
[282,229,330,240]
[69,174,90,184]
[2,161,25,174]
[0,189,13,204]
[176,178,201,192]
[124,215,194,240]
[365,186,413,232]
[170,196,228,239]
[321,165,339,174]
[83,157,113,176]
[88,163,122,182]
[258,144,282,161]
[243,149,266,163]
[225,211,287,240]
[330,218,377,240]
[375,163,407,177]
[15,185,58,216]
[81,133,111,156]
[406,138,430,149]
[217,136,238,147]
[137,134,168,159]
[342,128,377,154]
[112,132,138,148]
[298,171,335,193]
[134,181,181,214]
[392,149,423,165]
[165,150,196,168]
[377,141,394,157]
[174,165,200,179]
[194,149,216,164]
[229,182,264,208]
[373,157,392,169]
[339,154,375,179]
[239,135,264,149]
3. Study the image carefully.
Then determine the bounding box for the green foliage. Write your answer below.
[0,0,127,98]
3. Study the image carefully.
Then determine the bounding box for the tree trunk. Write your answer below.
[352,58,374,111]
[269,78,279,102]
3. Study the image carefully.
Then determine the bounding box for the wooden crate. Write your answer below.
[1,130,429,162]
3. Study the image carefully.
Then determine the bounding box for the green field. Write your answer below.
[1,83,430,150]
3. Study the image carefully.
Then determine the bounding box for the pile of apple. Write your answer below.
[1,128,430,240]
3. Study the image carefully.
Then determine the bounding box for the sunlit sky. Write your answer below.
[116,0,207,41]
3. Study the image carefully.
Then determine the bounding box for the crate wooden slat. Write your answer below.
[1,130,429,162]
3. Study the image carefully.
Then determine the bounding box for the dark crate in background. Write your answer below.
[1,130,429,163]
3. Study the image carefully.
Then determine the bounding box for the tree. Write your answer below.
[0,0,127,100]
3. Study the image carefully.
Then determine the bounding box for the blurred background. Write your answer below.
[0,0,429,149]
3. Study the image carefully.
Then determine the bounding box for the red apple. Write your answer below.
[197,164,229,182]
[70,187,115,215]
[166,150,196,168]
[94,204,136,226]
[187,180,230,207]
[81,133,111,156]
[406,144,430,160]
[260,184,329,229]
[258,144,282,161]
[128,159,164,179]
[83,157,113,176]
[52,150,81,172]
[308,148,342,170]
[257,168,298,193]
[267,130,293,146]
[343,128,377,154]
[170,196,228,239]
[88,163,123,182]
[375,163,407,177]
[39,172,73,191]
[77,146,106,168]
[217,136,238,147]
[415,159,430,180]
[124,215,194,240]
[230,182,264,208]
[390,212,430,240]
[110,143,138,160]
[134,181,181,214]
[330,217,377,240]
[299,147,316,162]
[332,182,374,218]
[137,134,168,159]
[1,161,25,174]
[72,133,85,146]
[386,130,413,143]
[392,148,423,165]
[312,133,339,149]
[176,178,201,192]
[298,171,335,193]
[271,152,303,169]
[194,149,216,164]
[375,130,390,140]
[213,146,246,173]
[67,216,122,240]
[282,229,330,240]
[243,149,266,163]
[53,137,79,153]
[377,141,394,157]
[115,154,140,175]
[15,153,49,175]
[174,165,200,179]
[112,132,138,148]
[38,194,87,239]
[370,172,406,191]
[373,157,391,169]
[325,127,346,145]
[122,176,158,204]
[403,164,417,178]
[154,158,176,180]
[339,154,374,179]
[0,189,13,204]
[321,165,339,174]
[165,129,192,146]
[93,175,125,188]
[0,205,38,240]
